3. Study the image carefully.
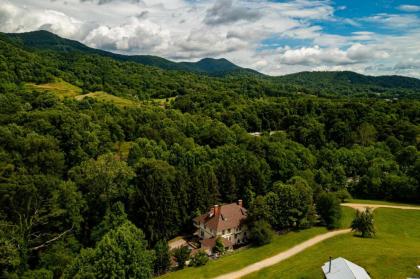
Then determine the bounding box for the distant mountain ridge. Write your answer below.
[5,30,260,77]
[278,71,420,90]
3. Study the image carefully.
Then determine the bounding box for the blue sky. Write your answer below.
[1,0,420,77]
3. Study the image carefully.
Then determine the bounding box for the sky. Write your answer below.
[1,0,420,77]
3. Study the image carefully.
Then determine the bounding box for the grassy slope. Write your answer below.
[27,81,144,108]
[244,208,420,279]
[26,80,82,99]
[75,91,141,108]
[160,207,355,279]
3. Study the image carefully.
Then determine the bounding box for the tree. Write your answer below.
[64,221,155,279]
[190,250,209,267]
[351,208,375,238]
[90,202,128,243]
[266,180,313,229]
[130,159,180,243]
[153,240,171,275]
[69,154,134,242]
[335,189,352,202]
[173,246,190,269]
[249,220,273,246]
[316,192,342,229]
[213,237,225,254]
[356,123,377,146]
[69,153,135,210]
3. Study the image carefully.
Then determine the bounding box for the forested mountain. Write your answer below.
[0,30,419,278]
[4,30,420,99]
[276,71,420,97]
[5,30,258,76]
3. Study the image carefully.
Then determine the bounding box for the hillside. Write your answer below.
[2,30,420,99]
[275,71,420,97]
[5,30,259,77]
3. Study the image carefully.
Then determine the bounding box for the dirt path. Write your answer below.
[214,229,351,279]
[213,203,420,279]
[341,203,420,211]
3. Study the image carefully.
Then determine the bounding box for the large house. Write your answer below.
[193,200,248,253]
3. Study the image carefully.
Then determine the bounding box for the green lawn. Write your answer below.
[348,199,420,207]
[75,91,141,108]
[26,80,83,99]
[160,207,355,279]
[27,81,143,108]
[244,208,420,279]
[145,97,176,108]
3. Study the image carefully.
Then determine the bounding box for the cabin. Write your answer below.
[193,200,248,254]
[322,257,371,279]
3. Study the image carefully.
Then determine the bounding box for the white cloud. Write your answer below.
[363,13,420,29]
[397,5,420,12]
[276,43,389,66]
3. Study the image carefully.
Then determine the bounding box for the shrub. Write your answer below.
[351,208,375,238]
[316,192,342,229]
[173,246,190,269]
[190,250,209,267]
[249,220,273,246]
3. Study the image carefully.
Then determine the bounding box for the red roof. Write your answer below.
[200,237,233,249]
[194,202,247,231]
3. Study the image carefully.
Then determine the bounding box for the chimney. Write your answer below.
[214,205,220,216]
[328,256,332,273]
[237,199,243,207]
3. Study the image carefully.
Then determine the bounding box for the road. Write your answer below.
[213,203,420,279]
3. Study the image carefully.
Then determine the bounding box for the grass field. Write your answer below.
[244,208,420,279]
[160,207,355,279]
[26,80,83,99]
[145,97,177,108]
[75,91,141,108]
[348,199,420,207]
[27,81,144,108]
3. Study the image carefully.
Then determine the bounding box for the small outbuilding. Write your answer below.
[322,257,371,279]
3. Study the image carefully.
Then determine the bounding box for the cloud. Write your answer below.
[397,5,420,12]
[84,17,169,52]
[204,0,261,25]
[80,0,141,4]
[278,44,389,66]
[362,13,420,29]
[0,2,84,38]
[394,59,420,70]
[279,46,351,66]
[346,43,389,61]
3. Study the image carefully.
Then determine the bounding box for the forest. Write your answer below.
[0,31,419,278]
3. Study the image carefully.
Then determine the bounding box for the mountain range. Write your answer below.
[1,30,420,98]
[5,30,259,77]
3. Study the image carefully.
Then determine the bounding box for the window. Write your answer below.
[201,230,204,237]
[222,230,225,235]
[228,229,231,233]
